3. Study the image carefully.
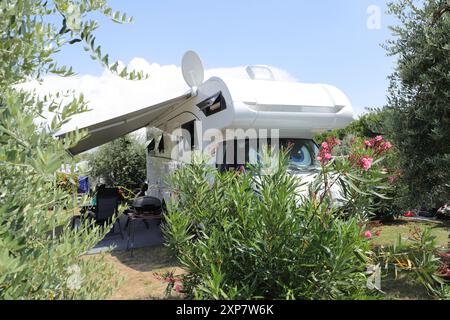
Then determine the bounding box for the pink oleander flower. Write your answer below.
[375,135,383,142]
[381,141,392,151]
[364,230,372,239]
[360,156,373,171]
[317,137,341,165]
[364,140,373,147]
[318,152,332,165]
[328,137,341,148]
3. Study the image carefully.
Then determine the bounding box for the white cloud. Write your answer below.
[24,57,297,133]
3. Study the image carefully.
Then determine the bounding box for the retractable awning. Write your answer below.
[58,93,192,155]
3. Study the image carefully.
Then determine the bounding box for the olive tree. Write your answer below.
[88,134,146,189]
[0,0,145,299]
[384,0,450,208]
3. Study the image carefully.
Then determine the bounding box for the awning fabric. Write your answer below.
[58,93,191,155]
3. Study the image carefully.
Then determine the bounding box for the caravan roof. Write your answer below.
[196,76,353,137]
[219,77,350,109]
[59,66,353,155]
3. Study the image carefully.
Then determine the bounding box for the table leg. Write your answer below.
[127,219,132,250]
[131,219,136,256]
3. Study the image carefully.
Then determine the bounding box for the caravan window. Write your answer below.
[216,139,257,171]
[146,138,155,153]
[217,138,318,171]
[181,120,196,151]
[217,139,249,171]
[157,135,165,153]
[197,92,226,117]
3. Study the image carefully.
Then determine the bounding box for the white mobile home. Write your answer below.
[60,51,353,202]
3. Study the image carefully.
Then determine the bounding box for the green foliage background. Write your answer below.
[88,134,146,189]
[0,0,142,299]
[314,109,388,145]
[383,0,450,208]
[163,150,386,299]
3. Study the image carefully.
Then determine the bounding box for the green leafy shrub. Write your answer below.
[0,0,143,299]
[88,134,146,189]
[314,108,388,145]
[315,109,402,220]
[163,136,448,300]
[315,136,395,221]
[162,144,395,299]
[0,88,122,299]
[383,0,450,208]
[375,227,450,299]
[56,172,79,194]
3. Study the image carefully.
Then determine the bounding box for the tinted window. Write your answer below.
[181,120,195,150]
[197,92,227,117]
[216,138,318,171]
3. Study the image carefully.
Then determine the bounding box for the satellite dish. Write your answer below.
[182,50,204,95]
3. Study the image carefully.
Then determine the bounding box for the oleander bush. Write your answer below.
[315,109,403,220]
[375,227,450,299]
[314,108,388,145]
[163,137,395,299]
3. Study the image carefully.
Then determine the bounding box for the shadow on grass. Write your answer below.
[103,245,186,300]
[428,220,450,230]
[382,273,432,300]
[375,219,410,227]
[110,244,180,273]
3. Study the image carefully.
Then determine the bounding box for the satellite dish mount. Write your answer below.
[182,50,204,96]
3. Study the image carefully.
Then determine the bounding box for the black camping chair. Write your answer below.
[87,187,124,239]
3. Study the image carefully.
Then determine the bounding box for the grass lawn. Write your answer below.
[98,218,448,300]
[103,246,184,300]
[367,217,449,300]
[368,217,449,249]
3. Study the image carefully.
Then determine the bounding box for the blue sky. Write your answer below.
[55,0,398,116]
